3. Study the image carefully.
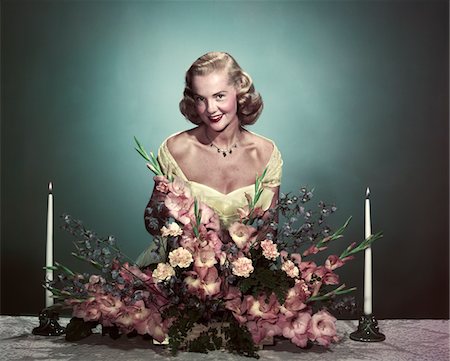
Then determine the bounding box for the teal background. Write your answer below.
[1,1,448,318]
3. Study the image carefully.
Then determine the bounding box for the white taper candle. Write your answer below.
[45,182,54,308]
[364,187,372,315]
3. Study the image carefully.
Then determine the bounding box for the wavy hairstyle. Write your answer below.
[179,52,263,125]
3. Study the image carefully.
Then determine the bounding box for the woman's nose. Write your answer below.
[206,100,217,114]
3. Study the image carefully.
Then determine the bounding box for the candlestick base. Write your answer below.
[350,314,385,342]
[32,306,66,336]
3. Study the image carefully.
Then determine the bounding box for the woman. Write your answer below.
[139,52,282,266]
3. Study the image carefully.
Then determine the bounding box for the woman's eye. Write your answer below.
[195,96,204,102]
[216,94,225,100]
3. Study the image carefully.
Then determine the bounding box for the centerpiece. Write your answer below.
[44,138,382,358]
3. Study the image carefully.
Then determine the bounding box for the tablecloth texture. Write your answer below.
[0,316,448,361]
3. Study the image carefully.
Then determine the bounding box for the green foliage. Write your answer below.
[238,252,294,305]
[65,317,98,342]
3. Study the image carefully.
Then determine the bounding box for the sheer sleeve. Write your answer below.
[157,136,189,181]
[262,142,283,188]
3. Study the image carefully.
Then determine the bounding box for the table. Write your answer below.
[0,316,448,361]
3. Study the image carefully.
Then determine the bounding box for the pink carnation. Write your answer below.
[282,260,300,278]
[160,222,183,237]
[232,257,254,278]
[152,263,175,282]
[168,247,193,268]
[261,239,279,260]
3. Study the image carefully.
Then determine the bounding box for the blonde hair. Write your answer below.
[179,52,263,125]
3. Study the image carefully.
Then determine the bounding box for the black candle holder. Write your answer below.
[350,314,385,342]
[32,305,66,336]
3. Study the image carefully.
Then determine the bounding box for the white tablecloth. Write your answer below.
[0,316,448,361]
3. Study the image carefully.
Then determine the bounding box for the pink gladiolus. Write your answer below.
[168,176,191,198]
[72,297,100,322]
[308,310,339,347]
[237,206,250,220]
[325,255,344,271]
[194,248,218,268]
[303,245,327,257]
[119,263,151,284]
[134,304,168,343]
[97,294,123,319]
[280,312,312,347]
[299,260,318,282]
[315,266,340,285]
[184,266,222,299]
[246,293,280,321]
[281,281,310,317]
[228,222,256,249]
[155,181,169,193]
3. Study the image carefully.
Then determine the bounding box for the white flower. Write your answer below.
[231,257,254,278]
[168,247,193,268]
[261,239,280,260]
[161,222,183,237]
[281,260,300,278]
[152,263,175,282]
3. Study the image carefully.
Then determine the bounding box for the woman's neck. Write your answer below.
[203,121,243,149]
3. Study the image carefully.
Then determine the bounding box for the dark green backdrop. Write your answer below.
[1,0,448,318]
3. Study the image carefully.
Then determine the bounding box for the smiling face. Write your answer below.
[191,70,239,132]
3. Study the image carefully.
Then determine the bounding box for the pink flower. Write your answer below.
[155,176,169,193]
[261,239,279,260]
[96,294,123,321]
[164,191,194,225]
[281,281,310,317]
[299,260,318,282]
[152,263,175,282]
[325,254,353,270]
[246,319,282,345]
[168,176,191,198]
[303,245,327,257]
[85,275,105,293]
[134,304,169,343]
[184,266,222,299]
[193,202,221,230]
[160,222,183,237]
[194,248,217,268]
[281,260,299,278]
[232,257,254,278]
[228,222,256,249]
[237,206,250,220]
[168,247,193,268]
[308,310,339,347]
[315,266,340,285]
[246,293,280,321]
[72,297,100,322]
[280,311,312,347]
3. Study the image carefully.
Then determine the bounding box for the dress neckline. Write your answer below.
[161,131,277,196]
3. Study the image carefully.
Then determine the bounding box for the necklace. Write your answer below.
[204,132,238,157]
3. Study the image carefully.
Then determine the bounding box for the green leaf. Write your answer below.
[133,136,151,161]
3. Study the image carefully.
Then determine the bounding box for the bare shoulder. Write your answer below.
[166,128,199,159]
[244,131,275,160]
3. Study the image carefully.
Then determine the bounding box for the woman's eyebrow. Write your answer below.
[194,90,228,97]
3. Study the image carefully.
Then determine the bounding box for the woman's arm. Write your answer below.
[144,182,169,237]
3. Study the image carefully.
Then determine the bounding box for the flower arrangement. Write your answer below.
[46,138,382,358]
